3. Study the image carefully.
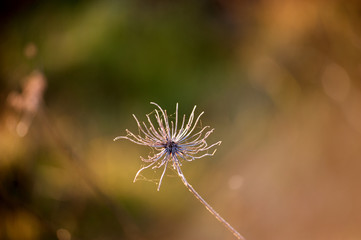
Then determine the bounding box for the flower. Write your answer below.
[114,103,245,240]
[114,102,221,190]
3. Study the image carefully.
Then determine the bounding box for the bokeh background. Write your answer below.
[1,0,361,239]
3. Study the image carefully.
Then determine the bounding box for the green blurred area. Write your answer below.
[1,0,361,239]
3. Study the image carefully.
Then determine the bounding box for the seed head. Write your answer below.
[114,102,221,191]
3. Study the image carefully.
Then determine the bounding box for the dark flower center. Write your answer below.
[164,141,178,155]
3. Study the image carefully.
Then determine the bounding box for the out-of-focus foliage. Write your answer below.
[1,0,361,239]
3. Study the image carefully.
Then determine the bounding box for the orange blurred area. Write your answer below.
[1,0,361,239]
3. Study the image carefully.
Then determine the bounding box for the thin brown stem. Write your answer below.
[174,160,246,240]
[38,105,145,240]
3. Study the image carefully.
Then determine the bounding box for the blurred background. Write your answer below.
[1,0,361,239]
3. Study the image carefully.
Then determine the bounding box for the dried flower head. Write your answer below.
[7,70,47,137]
[114,102,221,190]
[115,103,246,240]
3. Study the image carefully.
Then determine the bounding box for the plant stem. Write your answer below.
[38,107,145,240]
[174,161,246,240]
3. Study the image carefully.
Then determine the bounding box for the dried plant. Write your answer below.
[6,70,47,137]
[114,102,246,240]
